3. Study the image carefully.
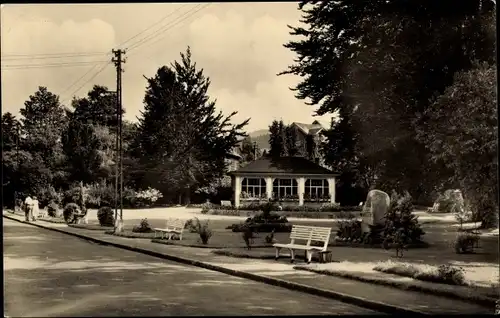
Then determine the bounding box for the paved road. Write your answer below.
[3,218,377,316]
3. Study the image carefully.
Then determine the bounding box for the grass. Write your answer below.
[69,223,114,231]
[105,230,157,239]
[38,216,67,224]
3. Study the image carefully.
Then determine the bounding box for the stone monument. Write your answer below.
[361,189,390,232]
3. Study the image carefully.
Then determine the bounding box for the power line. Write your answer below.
[116,4,188,49]
[60,62,111,105]
[1,60,109,70]
[2,52,108,61]
[126,4,210,54]
[2,51,107,58]
[60,63,104,96]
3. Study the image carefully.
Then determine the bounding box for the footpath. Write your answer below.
[3,212,493,315]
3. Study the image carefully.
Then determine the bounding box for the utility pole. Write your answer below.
[112,49,126,232]
[253,141,257,161]
[15,123,20,210]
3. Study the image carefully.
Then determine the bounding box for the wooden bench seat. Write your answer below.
[273,224,332,264]
[153,218,187,240]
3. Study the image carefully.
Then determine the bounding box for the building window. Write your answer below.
[305,179,329,201]
[273,178,298,200]
[241,178,266,198]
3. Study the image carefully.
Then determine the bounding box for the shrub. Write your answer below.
[132,218,153,233]
[241,223,256,250]
[85,182,115,208]
[435,264,466,285]
[229,222,292,233]
[62,186,82,208]
[97,206,115,227]
[454,232,480,254]
[47,201,60,218]
[191,218,213,244]
[265,229,275,244]
[200,206,210,214]
[37,186,62,209]
[135,187,163,207]
[336,219,363,242]
[63,203,80,224]
[261,202,276,219]
[184,218,197,233]
[383,191,425,257]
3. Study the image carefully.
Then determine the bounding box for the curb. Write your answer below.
[294,266,497,308]
[4,214,426,315]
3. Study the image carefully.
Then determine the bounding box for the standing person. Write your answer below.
[31,196,40,221]
[24,195,33,222]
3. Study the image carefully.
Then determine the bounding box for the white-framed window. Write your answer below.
[305,179,329,201]
[241,178,266,198]
[273,178,298,199]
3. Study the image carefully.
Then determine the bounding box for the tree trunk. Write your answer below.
[178,193,182,205]
[185,187,191,206]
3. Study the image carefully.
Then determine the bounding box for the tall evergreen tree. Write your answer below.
[136,47,249,203]
[268,120,285,159]
[1,112,21,152]
[284,125,299,157]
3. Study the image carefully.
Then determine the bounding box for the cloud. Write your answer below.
[1,10,117,114]
[1,4,331,132]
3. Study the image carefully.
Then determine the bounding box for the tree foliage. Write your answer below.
[282,0,496,205]
[135,47,249,202]
[417,62,497,228]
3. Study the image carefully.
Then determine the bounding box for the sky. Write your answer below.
[1,3,335,133]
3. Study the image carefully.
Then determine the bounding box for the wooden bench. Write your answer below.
[153,218,187,240]
[221,200,232,207]
[273,225,332,264]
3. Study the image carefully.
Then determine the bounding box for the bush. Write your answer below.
[97,206,115,227]
[132,218,153,233]
[241,223,256,250]
[135,187,163,207]
[454,232,480,254]
[37,186,62,209]
[200,205,210,214]
[382,191,425,257]
[435,264,466,285]
[86,182,115,208]
[229,222,292,233]
[62,186,82,208]
[336,219,363,242]
[184,218,197,233]
[63,203,80,224]
[47,201,60,218]
[191,218,213,244]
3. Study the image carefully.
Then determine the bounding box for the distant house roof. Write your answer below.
[225,147,243,161]
[230,157,338,176]
[292,120,326,135]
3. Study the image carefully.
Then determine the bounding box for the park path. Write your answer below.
[4,218,376,317]
[3,211,494,315]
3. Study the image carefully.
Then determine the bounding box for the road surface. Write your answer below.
[3,218,377,316]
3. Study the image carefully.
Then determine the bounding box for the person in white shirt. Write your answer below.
[31,196,39,221]
[24,196,33,221]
